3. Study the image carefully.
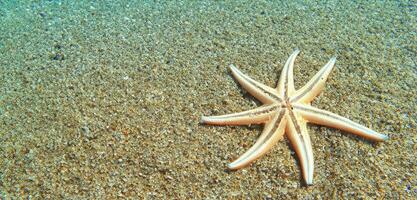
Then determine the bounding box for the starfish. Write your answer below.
[201,50,388,185]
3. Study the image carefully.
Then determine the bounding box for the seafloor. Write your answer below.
[0,0,416,199]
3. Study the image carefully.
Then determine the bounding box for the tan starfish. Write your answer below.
[201,50,388,185]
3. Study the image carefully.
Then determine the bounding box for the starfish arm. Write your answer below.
[290,57,336,103]
[229,65,282,104]
[201,104,279,126]
[276,50,300,97]
[286,111,314,185]
[228,110,287,170]
[293,103,388,141]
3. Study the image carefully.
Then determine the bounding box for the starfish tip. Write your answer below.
[229,64,238,71]
[200,116,209,124]
[227,161,242,170]
[381,134,389,141]
[330,56,337,63]
[227,163,234,169]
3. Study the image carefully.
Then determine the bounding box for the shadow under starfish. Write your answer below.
[201,50,388,185]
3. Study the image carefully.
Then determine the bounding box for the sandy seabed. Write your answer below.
[0,0,416,199]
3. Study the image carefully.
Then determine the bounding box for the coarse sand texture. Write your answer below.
[0,0,416,199]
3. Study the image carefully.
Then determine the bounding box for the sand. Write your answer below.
[0,0,416,199]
